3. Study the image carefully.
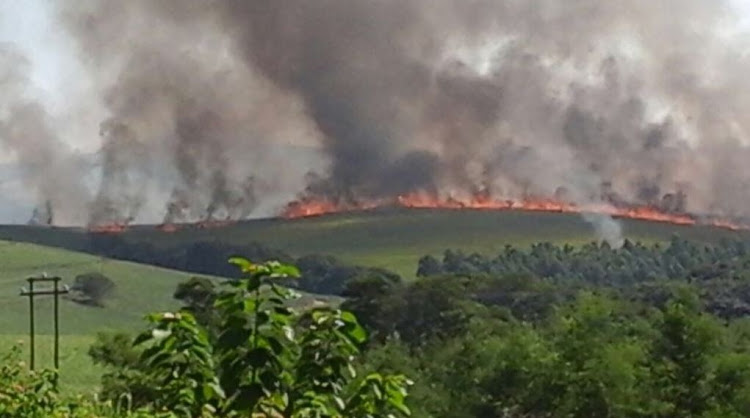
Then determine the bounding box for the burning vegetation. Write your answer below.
[281,191,744,232]
[3,0,750,244]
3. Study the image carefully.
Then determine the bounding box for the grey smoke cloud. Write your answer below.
[0,45,91,225]
[2,0,750,234]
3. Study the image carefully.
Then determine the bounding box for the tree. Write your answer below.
[416,255,441,277]
[341,270,403,342]
[69,272,116,307]
[125,259,413,417]
[395,275,480,346]
[173,277,220,335]
[648,290,722,416]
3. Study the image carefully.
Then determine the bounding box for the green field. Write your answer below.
[0,239,334,394]
[1,208,744,277]
[0,209,748,394]
[0,334,97,394]
[0,241,197,335]
[0,241,205,394]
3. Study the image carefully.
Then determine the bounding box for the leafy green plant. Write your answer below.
[0,344,174,417]
[129,258,412,417]
[0,345,59,418]
[133,311,222,417]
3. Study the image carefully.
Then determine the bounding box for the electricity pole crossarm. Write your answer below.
[20,288,69,296]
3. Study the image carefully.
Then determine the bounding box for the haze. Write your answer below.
[2,0,750,230]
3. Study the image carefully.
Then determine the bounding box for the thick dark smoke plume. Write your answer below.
[3,1,750,238]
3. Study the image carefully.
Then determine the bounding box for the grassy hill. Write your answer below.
[0,240,335,393]
[0,208,746,277]
[0,209,748,394]
[0,241,195,335]
[0,241,205,393]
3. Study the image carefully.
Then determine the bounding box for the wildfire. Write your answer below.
[85,192,749,234]
[153,220,236,234]
[282,198,380,218]
[158,223,180,233]
[88,223,130,234]
[282,191,749,231]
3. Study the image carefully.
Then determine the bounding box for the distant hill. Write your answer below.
[0,238,334,394]
[0,208,747,277]
[0,240,194,335]
[0,208,747,394]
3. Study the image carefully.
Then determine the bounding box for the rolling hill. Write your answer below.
[0,209,748,393]
[0,241,195,335]
[0,240,205,393]
[0,239,335,393]
[0,208,747,277]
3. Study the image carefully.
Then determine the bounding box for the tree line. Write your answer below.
[8,235,750,416]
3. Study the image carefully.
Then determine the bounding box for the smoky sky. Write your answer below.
[2,0,750,226]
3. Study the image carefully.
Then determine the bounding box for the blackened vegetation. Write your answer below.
[87,234,291,277]
[84,233,400,295]
[79,232,750,319]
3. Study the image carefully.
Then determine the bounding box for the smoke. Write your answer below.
[582,212,624,248]
[57,0,324,225]
[2,0,750,231]
[0,45,91,225]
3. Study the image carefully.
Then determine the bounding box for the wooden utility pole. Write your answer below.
[20,276,69,370]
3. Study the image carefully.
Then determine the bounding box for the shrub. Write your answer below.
[93,259,413,417]
[0,345,59,417]
[69,272,116,307]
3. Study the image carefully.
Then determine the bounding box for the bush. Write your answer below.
[0,345,59,417]
[93,259,413,417]
[0,344,173,417]
[69,272,116,307]
[2,259,414,417]
[173,277,220,333]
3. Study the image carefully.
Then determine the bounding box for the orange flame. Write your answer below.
[86,193,748,234]
[157,223,181,233]
[88,223,130,234]
[282,191,747,231]
[282,198,380,218]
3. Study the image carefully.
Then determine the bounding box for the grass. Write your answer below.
[0,241,198,335]
[117,209,750,276]
[0,208,747,394]
[1,209,748,278]
[0,241,205,395]
[0,239,337,395]
[0,334,98,395]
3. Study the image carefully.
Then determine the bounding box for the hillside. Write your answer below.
[0,209,747,277]
[0,241,204,393]
[0,241,199,335]
[0,240,336,393]
[0,210,749,395]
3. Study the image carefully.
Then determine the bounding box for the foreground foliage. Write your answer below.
[344,261,750,417]
[9,235,750,417]
[0,344,170,417]
[122,258,411,417]
[2,259,411,417]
